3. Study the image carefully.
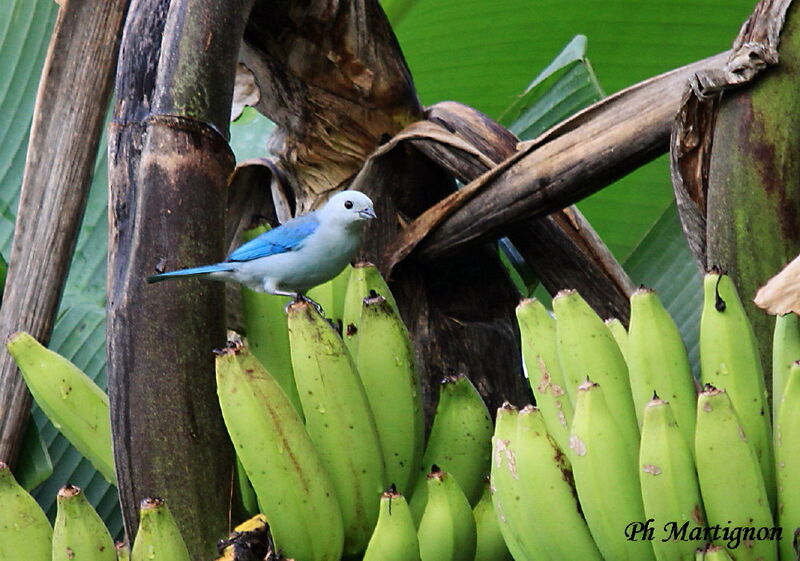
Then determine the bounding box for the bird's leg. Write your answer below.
[262,281,300,314]
[268,288,299,299]
[264,281,324,315]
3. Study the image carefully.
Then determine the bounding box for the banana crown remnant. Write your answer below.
[417,466,477,561]
[363,487,421,561]
[53,484,116,561]
[131,498,191,561]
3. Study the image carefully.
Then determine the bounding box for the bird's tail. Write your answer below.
[146,263,235,284]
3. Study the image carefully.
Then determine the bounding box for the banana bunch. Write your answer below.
[216,337,344,561]
[12,259,494,560]
[1,462,180,561]
[287,299,386,555]
[499,272,797,561]
[223,261,493,559]
[362,466,491,561]
[491,402,602,560]
[409,373,493,522]
[14,257,800,561]
[696,387,774,561]
[700,273,774,507]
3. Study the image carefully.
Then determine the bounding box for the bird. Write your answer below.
[147,190,376,307]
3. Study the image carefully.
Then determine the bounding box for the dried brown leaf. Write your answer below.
[231,62,260,122]
[754,254,800,315]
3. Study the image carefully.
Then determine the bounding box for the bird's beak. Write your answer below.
[359,208,377,220]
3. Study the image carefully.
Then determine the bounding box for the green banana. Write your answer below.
[695,544,735,560]
[234,455,259,517]
[772,313,800,423]
[776,361,800,561]
[0,461,51,561]
[569,380,655,561]
[417,467,477,561]
[353,293,425,494]
[695,387,776,561]
[130,498,190,561]
[628,288,697,447]
[16,415,53,491]
[554,289,640,453]
[410,374,493,522]
[473,479,512,561]
[116,542,130,561]
[53,484,116,561]
[515,405,603,560]
[363,487,421,561]
[700,272,774,508]
[288,300,386,555]
[516,298,574,455]
[7,331,115,484]
[342,261,399,356]
[240,225,303,415]
[795,531,800,561]
[215,339,344,561]
[308,263,352,322]
[639,397,705,561]
[490,404,540,561]
[605,317,629,363]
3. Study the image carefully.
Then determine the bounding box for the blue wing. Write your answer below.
[227,212,320,262]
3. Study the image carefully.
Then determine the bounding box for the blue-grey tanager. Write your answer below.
[147,190,376,302]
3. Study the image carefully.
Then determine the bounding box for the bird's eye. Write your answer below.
[344,200,353,209]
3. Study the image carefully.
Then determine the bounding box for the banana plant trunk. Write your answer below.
[672,0,800,383]
[107,0,252,557]
[706,2,800,371]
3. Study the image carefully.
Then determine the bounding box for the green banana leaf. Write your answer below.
[0,0,58,258]
[230,107,276,162]
[498,34,604,138]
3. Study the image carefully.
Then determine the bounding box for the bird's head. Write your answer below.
[320,190,376,227]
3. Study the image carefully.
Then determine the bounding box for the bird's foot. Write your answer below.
[284,293,325,316]
[300,294,325,316]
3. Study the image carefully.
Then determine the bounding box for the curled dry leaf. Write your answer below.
[754,253,800,316]
[385,51,731,267]
[231,62,260,122]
